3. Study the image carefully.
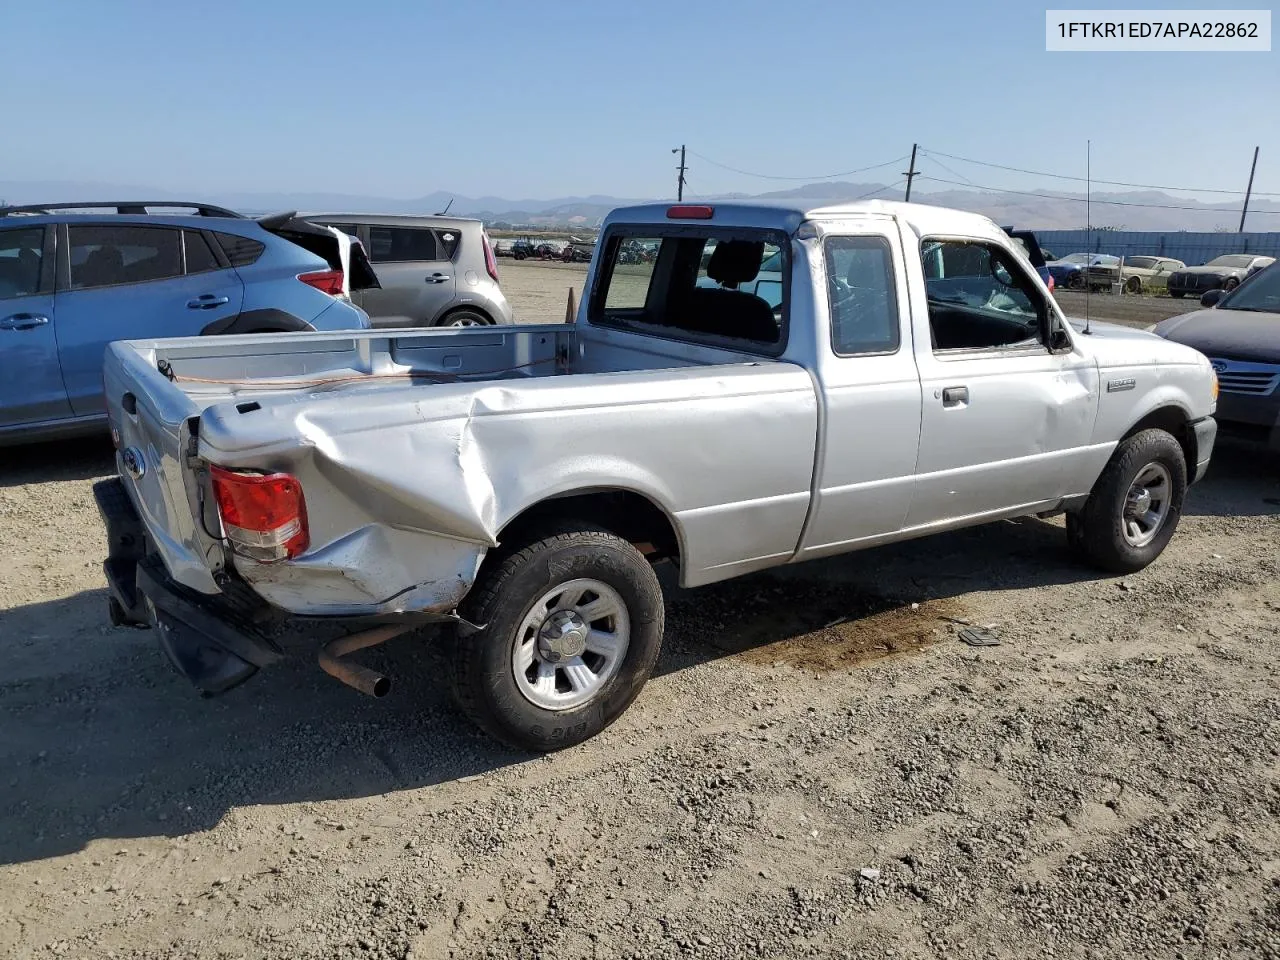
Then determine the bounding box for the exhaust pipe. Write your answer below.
[318,624,411,698]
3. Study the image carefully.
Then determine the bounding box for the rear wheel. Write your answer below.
[450,526,664,751]
[1169,290,1185,299]
[1067,273,1085,291]
[1124,276,1143,295]
[1066,428,1187,574]
[438,309,491,328]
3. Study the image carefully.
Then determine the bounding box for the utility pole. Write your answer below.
[903,143,919,202]
[1239,146,1259,233]
[672,145,687,201]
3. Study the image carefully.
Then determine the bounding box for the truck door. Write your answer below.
[904,236,1098,528]
[795,221,924,561]
[0,225,70,429]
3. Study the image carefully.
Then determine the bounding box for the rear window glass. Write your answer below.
[436,229,460,259]
[68,225,182,289]
[184,230,220,274]
[0,227,46,299]
[368,227,438,262]
[592,229,786,351]
[213,232,266,268]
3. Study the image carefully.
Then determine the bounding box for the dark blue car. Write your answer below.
[0,202,377,445]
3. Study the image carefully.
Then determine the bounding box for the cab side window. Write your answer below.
[824,236,899,355]
[920,239,1046,351]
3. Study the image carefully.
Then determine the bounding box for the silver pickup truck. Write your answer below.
[95,199,1218,750]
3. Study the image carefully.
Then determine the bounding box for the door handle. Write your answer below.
[186,295,230,309]
[941,385,969,407]
[424,274,451,284]
[0,313,50,330]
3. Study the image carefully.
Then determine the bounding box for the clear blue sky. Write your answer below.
[3,0,1276,201]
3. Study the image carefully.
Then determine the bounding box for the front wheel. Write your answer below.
[449,527,664,751]
[1124,276,1143,295]
[1169,289,1186,299]
[1066,428,1187,574]
[1223,277,1240,291]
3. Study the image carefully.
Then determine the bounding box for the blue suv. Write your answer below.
[0,202,377,446]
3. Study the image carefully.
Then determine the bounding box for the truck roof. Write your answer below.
[603,199,1003,239]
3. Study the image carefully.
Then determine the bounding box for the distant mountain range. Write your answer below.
[3,179,1276,232]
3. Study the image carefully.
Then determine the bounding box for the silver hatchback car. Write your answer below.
[307,214,513,327]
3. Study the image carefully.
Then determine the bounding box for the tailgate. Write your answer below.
[102,340,221,594]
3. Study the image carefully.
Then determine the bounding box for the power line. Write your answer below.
[687,151,908,182]
[916,175,1280,215]
[920,146,1280,197]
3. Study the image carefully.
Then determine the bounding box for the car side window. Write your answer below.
[367,227,438,263]
[0,227,46,300]
[436,229,460,260]
[824,236,899,356]
[920,239,1046,352]
[183,230,221,274]
[68,225,182,290]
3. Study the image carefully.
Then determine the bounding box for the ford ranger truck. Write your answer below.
[95,199,1218,750]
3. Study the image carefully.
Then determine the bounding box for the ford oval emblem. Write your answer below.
[1209,359,1228,374]
[121,446,146,479]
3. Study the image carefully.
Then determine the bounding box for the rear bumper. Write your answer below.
[94,478,282,695]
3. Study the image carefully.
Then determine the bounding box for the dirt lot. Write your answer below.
[2,266,1279,960]
[500,259,1206,329]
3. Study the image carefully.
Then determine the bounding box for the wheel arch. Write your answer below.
[1120,404,1197,473]
[436,304,495,326]
[495,487,684,567]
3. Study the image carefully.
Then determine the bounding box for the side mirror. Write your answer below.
[1049,324,1072,352]
[1200,289,1224,308]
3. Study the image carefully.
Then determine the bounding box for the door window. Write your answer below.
[183,230,221,274]
[367,227,439,263]
[919,239,1045,351]
[68,225,182,289]
[0,227,45,299]
[824,236,899,355]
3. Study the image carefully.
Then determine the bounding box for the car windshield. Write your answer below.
[1221,266,1280,313]
[1126,257,1156,268]
[1093,255,1120,266]
[1207,255,1254,268]
[1061,253,1093,264]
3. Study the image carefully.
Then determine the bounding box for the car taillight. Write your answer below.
[482,233,499,283]
[209,465,309,562]
[666,204,714,219]
[298,269,345,296]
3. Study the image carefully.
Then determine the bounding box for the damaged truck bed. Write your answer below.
[97,199,1218,750]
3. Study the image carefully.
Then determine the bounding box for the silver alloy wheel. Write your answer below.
[512,578,630,711]
[445,314,485,327]
[1121,462,1172,547]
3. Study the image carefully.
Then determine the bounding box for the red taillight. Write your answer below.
[666,204,714,219]
[298,269,345,296]
[209,465,309,562]
[482,233,499,283]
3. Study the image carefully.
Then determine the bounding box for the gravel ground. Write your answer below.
[1,266,1278,959]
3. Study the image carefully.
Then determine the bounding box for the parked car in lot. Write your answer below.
[1151,262,1280,448]
[1166,254,1276,299]
[307,214,512,327]
[95,198,1217,751]
[1115,255,1185,294]
[1047,253,1119,290]
[0,202,375,446]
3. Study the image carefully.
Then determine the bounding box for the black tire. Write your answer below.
[1067,273,1086,291]
[450,526,664,752]
[513,251,527,261]
[438,309,491,328]
[1169,290,1185,299]
[1124,276,1142,295]
[1066,428,1187,574]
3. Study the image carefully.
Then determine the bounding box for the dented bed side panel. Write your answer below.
[195,362,819,613]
